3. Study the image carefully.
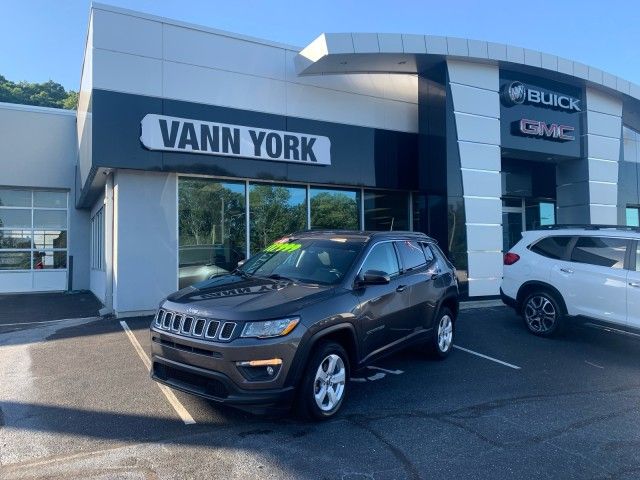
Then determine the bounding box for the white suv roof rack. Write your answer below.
[535,224,640,233]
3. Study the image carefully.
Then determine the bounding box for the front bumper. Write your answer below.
[152,356,295,409]
[149,324,304,409]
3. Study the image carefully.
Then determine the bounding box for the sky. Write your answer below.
[1,0,639,91]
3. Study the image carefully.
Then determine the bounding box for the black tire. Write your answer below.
[521,290,564,337]
[427,307,455,359]
[297,341,350,420]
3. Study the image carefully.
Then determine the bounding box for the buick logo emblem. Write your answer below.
[502,81,526,106]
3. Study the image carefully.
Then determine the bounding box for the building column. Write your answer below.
[557,88,621,224]
[446,60,502,297]
[112,170,178,317]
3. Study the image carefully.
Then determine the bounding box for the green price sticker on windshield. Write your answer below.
[265,242,301,253]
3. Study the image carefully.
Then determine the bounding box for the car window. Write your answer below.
[570,236,628,269]
[429,243,454,270]
[360,242,400,277]
[396,240,427,271]
[530,236,573,260]
[421,243,435,264]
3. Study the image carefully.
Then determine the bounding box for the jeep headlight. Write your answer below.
[241,317,300,339]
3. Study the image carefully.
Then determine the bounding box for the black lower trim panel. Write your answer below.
[151,356,295,408]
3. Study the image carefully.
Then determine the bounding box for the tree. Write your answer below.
[0,74,78,110]
[310,192,358,230]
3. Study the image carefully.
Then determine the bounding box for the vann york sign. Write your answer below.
[140,114,331,165]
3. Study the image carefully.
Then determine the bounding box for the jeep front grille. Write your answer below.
[154,308,236,342]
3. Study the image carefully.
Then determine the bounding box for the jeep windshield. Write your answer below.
[238,237,365,285]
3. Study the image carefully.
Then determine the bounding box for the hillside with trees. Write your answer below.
[0,75,77,110]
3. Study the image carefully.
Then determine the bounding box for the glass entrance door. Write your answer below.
[502,199,556,251]
[503,206,525,252]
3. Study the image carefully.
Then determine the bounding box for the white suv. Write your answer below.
[501,226,640,336]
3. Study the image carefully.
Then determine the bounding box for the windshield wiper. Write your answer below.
[232,269,253,278]
[266,273,298,283]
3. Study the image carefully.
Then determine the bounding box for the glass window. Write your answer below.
[250,183,306,254]
[0,189,31,207]
[539,202,556,226]
[33,230,66,249]
[396,240,427,271]
[627,207,640,227]
[0,230,32,249]
[91,208,104,270]
[0,208,31,228]
[0,190,68,272]
[421,242,435,264]
[364,191,409,231]
[310,188,360,230]
[178,178,247,289]
[0,251,31,270]
[360,242,400,276]
[34,210,67,229]
[570,237,628,269]
[34,191,67,208]
[33,251,67,269]
[530,236,573,260]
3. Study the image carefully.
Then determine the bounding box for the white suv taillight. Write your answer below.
[503,252,520,265]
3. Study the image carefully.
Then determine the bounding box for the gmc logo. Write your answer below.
[518,119,575,142]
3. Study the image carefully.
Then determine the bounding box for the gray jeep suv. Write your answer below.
[150,231,459,419]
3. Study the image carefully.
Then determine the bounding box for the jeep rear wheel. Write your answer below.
[298,341,349,420]
[427,307,455,359]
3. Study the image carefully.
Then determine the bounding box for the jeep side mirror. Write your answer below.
[358,269,391,286]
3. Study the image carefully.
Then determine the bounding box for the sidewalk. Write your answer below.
[0,291,102,326]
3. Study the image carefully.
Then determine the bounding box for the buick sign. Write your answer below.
[501,81,581,112]
[140,114,331,166]
[503,81,527,105]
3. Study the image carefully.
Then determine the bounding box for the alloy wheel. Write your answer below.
[313,353,346,412]
[437,314,453,352]
[524,295,557,333]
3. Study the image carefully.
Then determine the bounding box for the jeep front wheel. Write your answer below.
[298,341,349,420]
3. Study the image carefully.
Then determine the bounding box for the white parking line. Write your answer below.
[585,360,605,369]
[453,345,522,370]
[119,321,196,425]
[367,365,404,375]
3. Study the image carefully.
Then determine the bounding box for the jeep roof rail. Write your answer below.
[536,224,640,233]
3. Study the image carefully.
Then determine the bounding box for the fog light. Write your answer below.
[236,359,282,381]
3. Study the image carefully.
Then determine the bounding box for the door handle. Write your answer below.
[630,282,640,288]
[396,285,407,292]
[560,268,574,274]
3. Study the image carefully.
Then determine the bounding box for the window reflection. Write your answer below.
[33,251,67,269]
[0,190,68,271]
[0,252,31,270]
[178,178,246,289]
[0,230,32,249]
[250,183,306,254]
[310,188,359,230]
[33,230,66,249]
[364,191,409,231]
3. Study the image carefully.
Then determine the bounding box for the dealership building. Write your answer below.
[1,3,640,315]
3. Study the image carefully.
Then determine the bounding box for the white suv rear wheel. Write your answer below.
[523,291,563,337]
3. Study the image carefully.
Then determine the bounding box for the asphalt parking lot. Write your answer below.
[3,303,640,479]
